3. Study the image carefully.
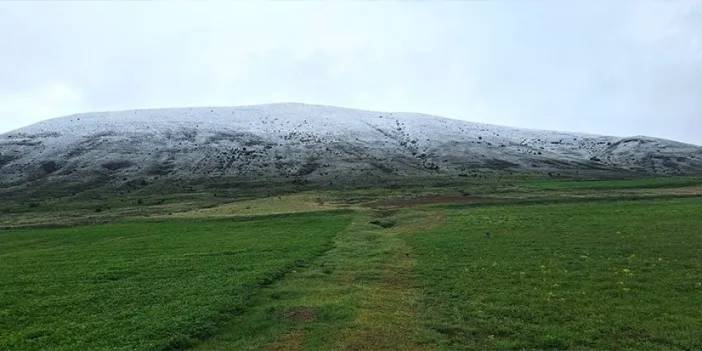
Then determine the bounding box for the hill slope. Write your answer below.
[1,103,701,195]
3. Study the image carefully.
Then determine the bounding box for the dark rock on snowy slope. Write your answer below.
[1,103,701,194]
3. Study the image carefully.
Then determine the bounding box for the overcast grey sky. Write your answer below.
[1,1,700,144]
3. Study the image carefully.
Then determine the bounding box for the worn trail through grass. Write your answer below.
[191,209,446,350]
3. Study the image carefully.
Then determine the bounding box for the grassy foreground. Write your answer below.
[0,213,351,350]
[408,198,702,350]
[1,177,701,350]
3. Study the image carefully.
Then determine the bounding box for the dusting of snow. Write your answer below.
[1,103,700,188]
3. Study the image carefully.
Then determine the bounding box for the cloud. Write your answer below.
[0,1,700,145]
[0,83,87,132]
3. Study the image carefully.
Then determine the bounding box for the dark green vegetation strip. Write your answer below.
[519,176,702,191]
[407,198,702,350]
[0,213,351,351]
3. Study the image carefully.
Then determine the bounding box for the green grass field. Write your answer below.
[408,198,702,350]
[1,177,701,350]
[0,213,351,350]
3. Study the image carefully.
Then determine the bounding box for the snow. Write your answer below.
[1,103,700,187]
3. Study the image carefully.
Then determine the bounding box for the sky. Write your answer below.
[0,1,700,145]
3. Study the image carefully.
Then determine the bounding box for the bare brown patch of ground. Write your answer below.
[370,194,484,208]
[646,185,702,196]
[283,307,317,323]
[370,185,702,210]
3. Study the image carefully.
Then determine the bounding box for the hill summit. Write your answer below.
[1,103,701,195]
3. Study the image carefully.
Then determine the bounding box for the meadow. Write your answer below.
[408,198,702,350]
[0,213,351,350]
[1,177,701,350]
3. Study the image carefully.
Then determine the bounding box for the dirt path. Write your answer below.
[335,209,446,350]
[189,209,446,350]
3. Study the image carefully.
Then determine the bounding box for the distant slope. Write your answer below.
[1,103,701,195]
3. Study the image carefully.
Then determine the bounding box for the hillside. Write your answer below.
[1,103,701,196]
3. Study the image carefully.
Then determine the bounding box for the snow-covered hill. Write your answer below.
[1,103,701,193]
